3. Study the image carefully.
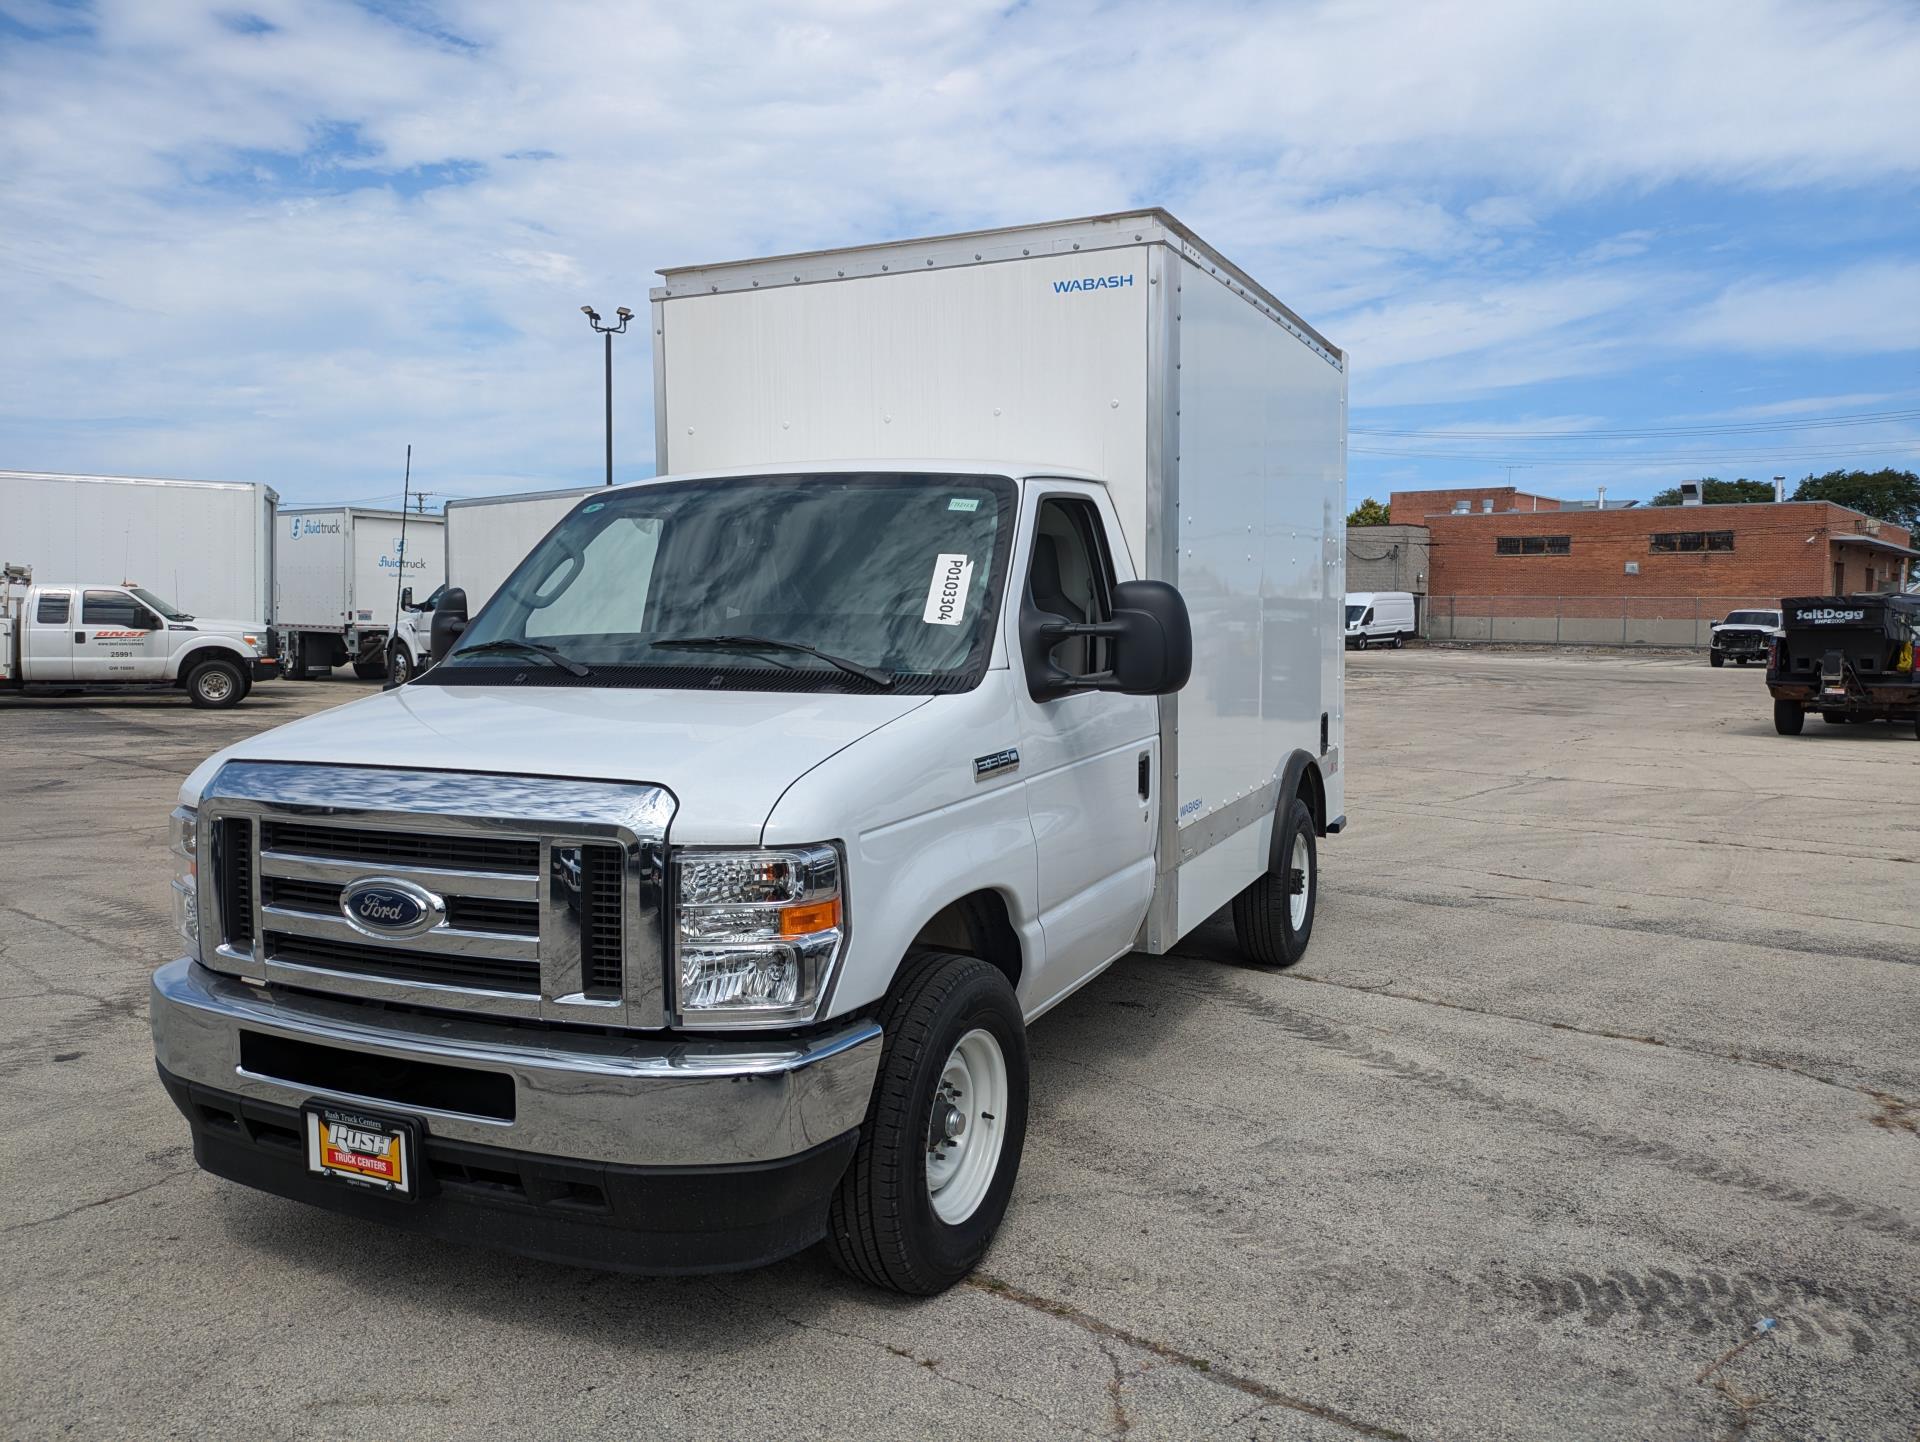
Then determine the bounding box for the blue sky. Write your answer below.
[2,0,1917,510]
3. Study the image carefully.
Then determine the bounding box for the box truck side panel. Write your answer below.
[0,472,273,624]
[351,514,441,624]
[277,509,349,629]
[658,249,1153,557]
[1167,257,1348,938]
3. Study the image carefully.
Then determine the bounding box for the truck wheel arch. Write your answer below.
[1279,749,1327,839]
[906,890,1023,994]
[173,644,252,685]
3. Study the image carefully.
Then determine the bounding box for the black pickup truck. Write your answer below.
[1767,594,1920,736]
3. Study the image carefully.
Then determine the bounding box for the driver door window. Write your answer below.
[77,590,164,680]
[1029,498,1115,677]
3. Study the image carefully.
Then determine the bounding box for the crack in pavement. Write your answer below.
[1266,966,1919,1128]
[3,1168,193,1234]
[1164,967,1920,1245]
[965,1273,1414,1441]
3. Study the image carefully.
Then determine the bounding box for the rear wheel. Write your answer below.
[1821,712,1848,726]
[186,658,245,709]
[825,952,1028,1295]
[1774,699,1805,735]
[1391,632,1404,649]
[1231,796,1317,967]
[352,656,386,681]
[282,634,308,680]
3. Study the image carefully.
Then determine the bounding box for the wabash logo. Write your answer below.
[1053,274,1134,293]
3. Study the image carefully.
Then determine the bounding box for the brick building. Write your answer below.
[1387,486,1560,525]
[1387,486,1916,646]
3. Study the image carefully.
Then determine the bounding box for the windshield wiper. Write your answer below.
[453,638,592,677]
[652,634,895,688]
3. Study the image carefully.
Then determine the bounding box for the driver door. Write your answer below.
[74,589,167,682]
[1012,489,1160,1008]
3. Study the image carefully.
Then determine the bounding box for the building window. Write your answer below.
[1496,535,1571,556]
[1650,530,1736,553]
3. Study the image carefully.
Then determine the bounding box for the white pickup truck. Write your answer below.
[150,212,1348,1293]
[2,566,277,707]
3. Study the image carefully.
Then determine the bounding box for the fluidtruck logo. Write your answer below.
[380,539,428,572]
[290,517,341,539]
[1053,273,1134,293]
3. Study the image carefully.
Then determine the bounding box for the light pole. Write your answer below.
[581,304,633,486]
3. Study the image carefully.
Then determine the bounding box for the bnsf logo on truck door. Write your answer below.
[1053,274,1135,293]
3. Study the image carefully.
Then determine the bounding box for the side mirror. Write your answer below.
[1021,579,1192,702]
[429,587,469,659]
[400,587,414,610]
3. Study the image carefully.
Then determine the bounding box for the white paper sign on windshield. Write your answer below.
[923,553,975,626]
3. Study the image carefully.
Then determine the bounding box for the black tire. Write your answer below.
[1821,712,1847,726]
[1774,699,1805,735]
[1231,796,1318,967]
[385,643,415,689]
[1736,658,1748,667]
[1356,634,1368,651]
[352,657,386,681]
[1709,651,1724,668]
[824,951,1028,1296]
[1912,712,1920,741]
[282,634,308,680]
[1391,633,1404,649]
[186,658,245,709]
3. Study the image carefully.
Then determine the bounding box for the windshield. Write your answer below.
[1345,604,1366,626]
[1724,611,1778,626]
[129,587,191,621]
[433,472,1015,691]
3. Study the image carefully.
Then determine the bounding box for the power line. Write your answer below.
[1351,440,1919,466]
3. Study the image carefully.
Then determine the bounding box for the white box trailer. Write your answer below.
[276,507,443,680]
[0,470,278,626]
[443,486,602,614]
[652,209,1347,947]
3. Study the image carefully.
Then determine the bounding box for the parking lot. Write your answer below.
[2,649,1916,1441]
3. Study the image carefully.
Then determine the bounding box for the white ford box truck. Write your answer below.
[443,486,601,614]
[276,508,444,684]
[2,563,276,706]
[151,211,1348,1294]
[0,469,279,630]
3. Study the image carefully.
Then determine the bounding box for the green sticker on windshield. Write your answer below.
[948,497,980,512]
[584,502,605,513]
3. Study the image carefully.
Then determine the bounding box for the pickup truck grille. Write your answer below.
[199,763,672,1028]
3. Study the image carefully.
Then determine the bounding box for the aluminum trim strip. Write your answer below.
[262,906,538,961]
[259,851,540,901]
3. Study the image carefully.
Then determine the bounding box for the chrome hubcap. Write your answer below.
[201,672,232,700]
[1289,832,1311,929]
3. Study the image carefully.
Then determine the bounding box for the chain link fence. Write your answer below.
[1427,596,1784,649]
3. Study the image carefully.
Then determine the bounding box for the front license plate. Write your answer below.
[304,1104,417,1198]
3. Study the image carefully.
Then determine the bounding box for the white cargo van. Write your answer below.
[1345,591,1415,648]
[151,211,1348,1295]
[276,508,444,683]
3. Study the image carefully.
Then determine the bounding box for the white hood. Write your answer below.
[181,682,932,843]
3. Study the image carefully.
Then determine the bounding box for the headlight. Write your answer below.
[674,845,843,1026]
[169,805,199,950]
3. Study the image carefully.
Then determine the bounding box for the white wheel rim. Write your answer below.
[925,1027,1009,1225]
[200,672,232,701]
[1289,832,1311,929]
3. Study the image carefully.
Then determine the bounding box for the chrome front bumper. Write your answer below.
[150,959,883,1167]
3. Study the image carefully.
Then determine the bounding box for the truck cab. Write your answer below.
[2,570,275,707]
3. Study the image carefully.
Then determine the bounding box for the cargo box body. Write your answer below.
[276,508,443,637]
[651,210,1347,948]
[0,470,278,625]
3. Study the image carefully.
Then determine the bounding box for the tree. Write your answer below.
[1791,468,1920,531]
[1347,497,1391,526]
[1648,477,1778,506]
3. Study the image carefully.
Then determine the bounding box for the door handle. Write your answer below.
[74,631,86,644]
[1137,750,1151,800]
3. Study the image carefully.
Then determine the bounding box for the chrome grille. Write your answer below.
[196,762,673,1028]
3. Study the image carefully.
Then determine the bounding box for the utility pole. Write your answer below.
[392,445,413,640]
[581,305,634,485]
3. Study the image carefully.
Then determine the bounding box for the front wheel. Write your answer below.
[385,643,415,688]
[1710,651,1725,668]
[1774,699,1805,735]
[186,658,245,709]
[1231,796,1318,967]
[351,657,386,681]
[825,952,1028,1295]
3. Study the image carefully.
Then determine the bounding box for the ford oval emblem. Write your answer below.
[340,877,445,939]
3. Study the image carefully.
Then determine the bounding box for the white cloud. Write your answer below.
[1,0,1918,498]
